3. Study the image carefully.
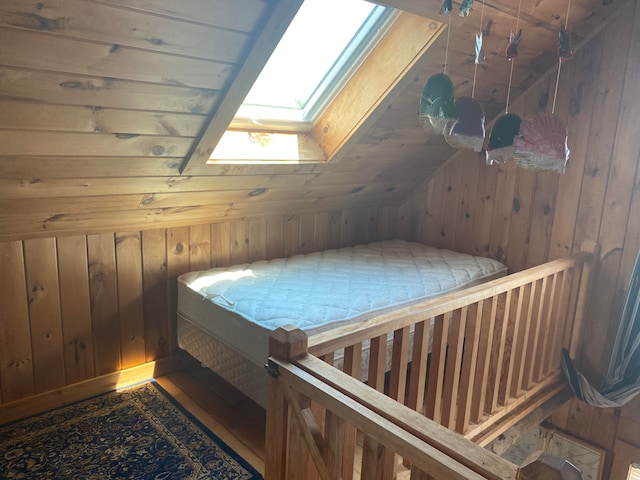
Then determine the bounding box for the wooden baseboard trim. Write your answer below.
[0,352,198,425]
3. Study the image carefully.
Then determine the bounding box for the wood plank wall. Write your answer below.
[402,3,640,477]
[0,207,398,406]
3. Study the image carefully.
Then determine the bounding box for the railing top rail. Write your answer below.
[309,251,592,356]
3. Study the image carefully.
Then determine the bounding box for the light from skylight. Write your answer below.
[235,0,392,126]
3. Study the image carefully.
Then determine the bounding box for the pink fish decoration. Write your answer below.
[513,112,569,173]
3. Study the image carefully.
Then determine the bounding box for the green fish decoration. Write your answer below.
[419,73,458,134]
[459,0,473,16]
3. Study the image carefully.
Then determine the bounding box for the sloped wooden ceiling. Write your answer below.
[0,0,625,241]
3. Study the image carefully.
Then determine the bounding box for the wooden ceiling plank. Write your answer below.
[0,101,206,136]
[0,0,252,63]
[0,198,399,242]
[0,68,219,113]
[0,157,183,178]
[98,0,269,32]
[180,0,304,172]
[0,184,406,216]
[0,174,319,199]
[0,28,232,90]
[0,131,193,157]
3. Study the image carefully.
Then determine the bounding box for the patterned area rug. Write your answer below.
[0,381,263,479]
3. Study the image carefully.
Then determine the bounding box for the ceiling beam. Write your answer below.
[179,0,304,173]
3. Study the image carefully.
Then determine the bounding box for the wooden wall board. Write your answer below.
[141,228,169,362]
[57,235,94,384]
[525,173,558,270]
[229,220,251,265]
[23,237,65,394]
[610,439,639,480]
[115,232,146,369]
[266,216,284,260]
[439,158,464,251]
[0,241,35,403]
[188,224,212,271]
[249,217,268,262]
[487,163,518,264]
[87,232,121,375]
[211,222,232,268]
[166,226,191,353]
[451,152,481,254]
[282,215,300,258]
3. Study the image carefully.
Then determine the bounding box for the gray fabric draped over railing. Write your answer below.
[562,248,640,407]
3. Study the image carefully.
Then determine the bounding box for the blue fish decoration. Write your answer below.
[475,33,485,64]
[440,0,452,16]
[459,0,473,16]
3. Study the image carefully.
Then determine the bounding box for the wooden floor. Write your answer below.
[155,365,267,475]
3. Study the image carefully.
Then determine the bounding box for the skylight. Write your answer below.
[233,0,393,129]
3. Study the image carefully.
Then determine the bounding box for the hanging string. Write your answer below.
[505,0,523,113]
[443,13,452,75]
[471,0,487,99]
[552,0,572,114]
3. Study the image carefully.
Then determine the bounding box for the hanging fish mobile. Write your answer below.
[440,0,474,17]
[440,0,452,16]
[459,0,473,16]
[475,33,485,64]
[485,113,522,165]
[505,29,522,60]
[513,113,570,173]
[419,73,458,134]
[559,23,572,63]
[445,96,485,152]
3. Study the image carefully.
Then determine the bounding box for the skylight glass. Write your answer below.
[234,0,392,127]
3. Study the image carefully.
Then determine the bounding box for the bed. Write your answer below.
[176,240,508,408]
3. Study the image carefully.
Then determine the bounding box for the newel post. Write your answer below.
[264,325,309,480]
[517,451,582,480]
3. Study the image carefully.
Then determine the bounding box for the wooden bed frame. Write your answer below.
[264,246,595,479]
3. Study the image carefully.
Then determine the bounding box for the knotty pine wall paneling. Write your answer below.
[403,3,640,476]
[0,207,398,405]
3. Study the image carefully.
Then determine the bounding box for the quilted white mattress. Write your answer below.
[177,240,507,371]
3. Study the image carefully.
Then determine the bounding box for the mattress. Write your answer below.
[177,240,507,406]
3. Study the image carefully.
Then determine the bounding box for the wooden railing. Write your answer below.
[265,247,595,479]
[306,247,595,445]
[265,327,582,479]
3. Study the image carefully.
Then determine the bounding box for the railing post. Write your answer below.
[265,325,309,480]
[517,451,582,480]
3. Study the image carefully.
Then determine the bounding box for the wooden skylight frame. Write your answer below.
[179,2,444,171]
